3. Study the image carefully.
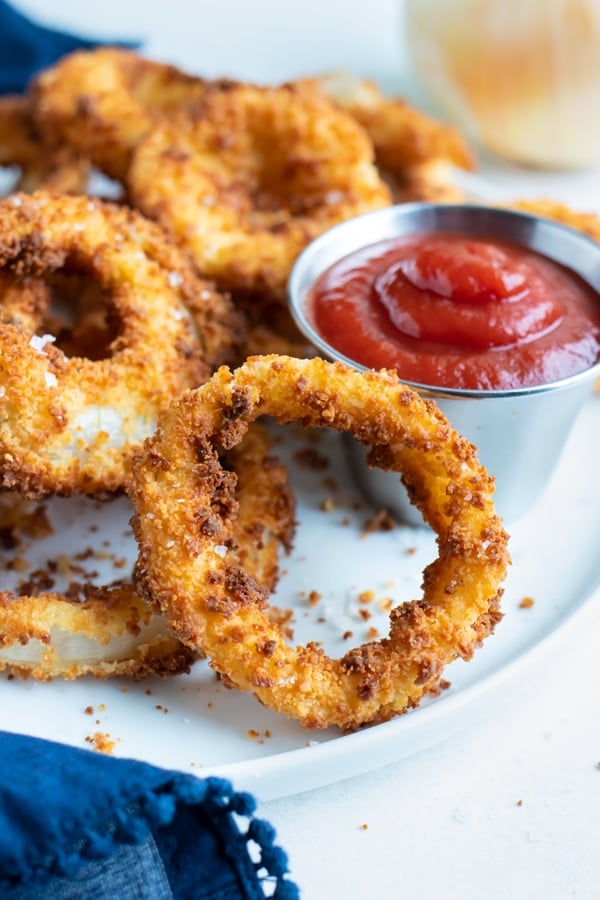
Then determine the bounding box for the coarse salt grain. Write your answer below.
[29,334,56,355]
[44,371,57,388]
[168,271,183,287]
[214,544,228,557]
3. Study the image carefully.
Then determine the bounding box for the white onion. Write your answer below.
[404,0,600,169]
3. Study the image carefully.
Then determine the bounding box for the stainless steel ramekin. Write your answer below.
[288,203,600,526]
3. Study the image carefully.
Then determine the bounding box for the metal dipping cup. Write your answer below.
[288,204,600,527]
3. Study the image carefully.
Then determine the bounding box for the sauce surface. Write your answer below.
[307,233,600,390]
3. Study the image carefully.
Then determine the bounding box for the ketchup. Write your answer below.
[307,233,600,390]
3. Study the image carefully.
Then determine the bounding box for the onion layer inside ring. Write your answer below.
[131,354,509,730]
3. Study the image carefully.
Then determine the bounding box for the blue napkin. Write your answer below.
[0,731,298,898]
[0,0,135,92]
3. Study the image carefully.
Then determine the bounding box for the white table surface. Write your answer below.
[13,1,600,897]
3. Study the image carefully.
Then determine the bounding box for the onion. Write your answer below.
[404,0,600,169]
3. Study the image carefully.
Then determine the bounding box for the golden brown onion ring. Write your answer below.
[129,81,391,302]
[130,355,509,730]
[0,423,295,680]
[0,586,196,681]
[508,197,600,243]
[0,95,90,195]
[313,72,475,176]
[29,48,210,182]
[0,192,232,498]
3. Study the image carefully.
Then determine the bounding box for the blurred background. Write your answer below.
[16,0,408,88]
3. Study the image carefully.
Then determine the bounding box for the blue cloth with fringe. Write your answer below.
[0,732,298,899]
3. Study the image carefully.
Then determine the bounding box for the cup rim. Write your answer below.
[288,202,600,399]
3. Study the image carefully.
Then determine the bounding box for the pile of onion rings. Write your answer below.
[0,47,528,728]
[130,355,509,730]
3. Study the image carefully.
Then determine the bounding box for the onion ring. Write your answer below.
[128,81,391,301]
[314,72,475,174]
[0,192,236,498]
[508,197,600,243]
[0,586,197,681]
[130,354,509,730]
[0,423,295,680]
[296,74,472,203]
[29,48,209,182]
[0,95,89,195]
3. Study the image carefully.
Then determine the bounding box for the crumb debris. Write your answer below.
[293,447,329,470]
[85,732,116,754]
[519,596,535,609]
[308,590,322,606]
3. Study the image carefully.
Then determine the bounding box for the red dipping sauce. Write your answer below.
[307,233,600,390]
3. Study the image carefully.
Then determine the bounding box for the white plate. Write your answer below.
[1,395,599,801]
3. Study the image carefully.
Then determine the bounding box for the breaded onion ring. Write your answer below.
[0,586,196,681]
[0,423,295,680]
[295,74,473,203]
[315,72,475,173]
[0,192,235,497]
[29,48,209,181]
[508,198,600,243]
[129,81,391,301]
[130,355,509,730]
[0,95,89,195]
